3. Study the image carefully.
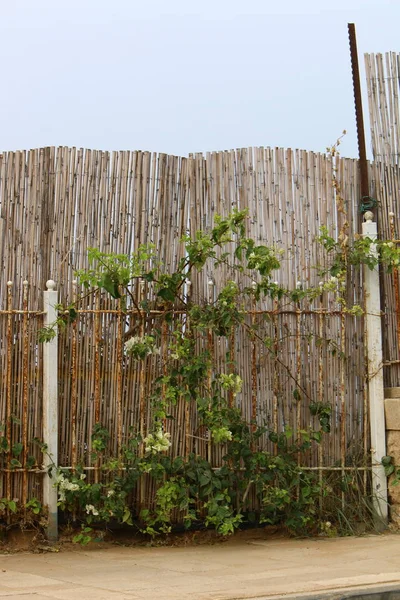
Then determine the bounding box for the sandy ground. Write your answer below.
[1,532,400,599]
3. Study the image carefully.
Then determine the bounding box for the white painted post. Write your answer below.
[362,211,388,526]
[43,280,58,541]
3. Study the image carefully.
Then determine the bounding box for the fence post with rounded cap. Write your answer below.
[362,211,388,527]
[43,280,58,541]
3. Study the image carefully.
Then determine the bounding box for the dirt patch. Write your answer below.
[0,524,287,554]
[0,527,46,553]
[103,524,287,547]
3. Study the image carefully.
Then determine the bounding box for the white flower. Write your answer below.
[124,336,139,353]
[144,428,171,454]
[219,373,243,395]
[53,469,81,502]
[54,472,65,486]
[107,490,115,498]
[124,335,160,358]
[64,481,80,492]
[85,504,99,516]
[80,473,86,480]
[211,426,233,443]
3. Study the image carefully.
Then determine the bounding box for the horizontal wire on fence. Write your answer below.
[0,310,45,315]
[43,465,375,472]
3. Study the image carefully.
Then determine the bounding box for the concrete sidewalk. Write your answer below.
[1,533,400,600]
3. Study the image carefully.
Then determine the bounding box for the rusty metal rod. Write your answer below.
[56,308,357,316]
[22,465,374,473]
[348,23,370,200]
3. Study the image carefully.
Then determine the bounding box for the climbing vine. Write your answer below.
[36,135,400,541]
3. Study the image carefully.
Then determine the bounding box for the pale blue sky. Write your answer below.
[0,0,399,158]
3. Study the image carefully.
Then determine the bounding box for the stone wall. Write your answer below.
[385,388,400,526]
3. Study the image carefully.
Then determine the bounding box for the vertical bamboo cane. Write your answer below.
[340,308,346,511]
[94,290,101,483]
[296,287,302,463]
[318,283,324,512]
[251,289,257,433]
[139,281,146,508]
[207,279,214,462]
[230,326,237,411]
[389,212,400,352]
[22,280,29,505]
[139,282,146,444]
[185,280,192,458]
[116,298,123,458]
[71,281,78,472]
[273,291,279,453]
[6,282,13,502]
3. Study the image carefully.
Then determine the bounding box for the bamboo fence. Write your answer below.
[365,52,400,387]
[1,143,399,512]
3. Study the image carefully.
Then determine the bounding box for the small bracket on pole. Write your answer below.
[359,196,378,215]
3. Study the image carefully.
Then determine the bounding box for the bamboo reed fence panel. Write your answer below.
[0,146,375,513]
[365,53,400,387]
[369,160,400,388]
[365,53,400,166]
[0,282,44,505]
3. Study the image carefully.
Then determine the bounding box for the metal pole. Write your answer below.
[348,22,370,201]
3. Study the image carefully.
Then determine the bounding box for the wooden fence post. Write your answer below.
[363,211,388,526]
[43,280,58,540]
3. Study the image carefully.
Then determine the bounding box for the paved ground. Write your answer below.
[1,533,400,599]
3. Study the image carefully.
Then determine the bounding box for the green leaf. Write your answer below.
[68,308,78,322]
[186,469,196,481]
[199,473,211,487]
[8,500,17,513]
[293,389,301,401]
[0,437,9,452]
[12,442,23,457]
[157,287,175,302]
[99,273,121,298]
[10,458,22,469]
[213,478,222,490]
[143,271,155,282]
[122,508,133,525]
[310,431,323,444]
[26,456,36,469]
